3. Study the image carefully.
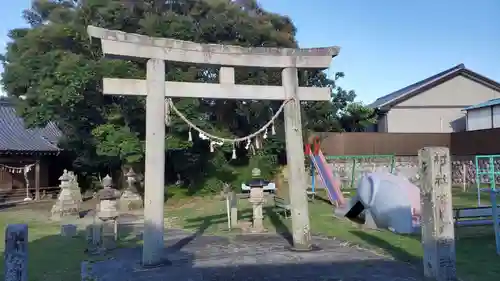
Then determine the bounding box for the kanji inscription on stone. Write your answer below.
[4,224,28,281]
[418,147,457,281]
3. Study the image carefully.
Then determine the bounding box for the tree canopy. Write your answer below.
[1,0,375,193]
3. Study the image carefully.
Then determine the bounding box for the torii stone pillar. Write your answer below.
[87,26,340,264]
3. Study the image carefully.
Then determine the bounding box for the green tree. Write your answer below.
[340,102,377,132]
[1,0,374,193]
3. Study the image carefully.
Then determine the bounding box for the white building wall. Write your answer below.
[387,108,466,133]
[466,107,492,131]
[383,75,500,133]
[492,105,500,128]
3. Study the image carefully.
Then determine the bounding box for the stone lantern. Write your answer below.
[50,169,80,220]
[68,171,83,203]
[119,168,143,211]
[95,175,121,250]
[60,170,71,188]
[97,175,121,220]
[246,168,267,233]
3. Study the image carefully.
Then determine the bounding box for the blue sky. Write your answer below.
[1,0,499,104]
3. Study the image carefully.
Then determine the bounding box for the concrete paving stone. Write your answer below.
[83,230,424,281]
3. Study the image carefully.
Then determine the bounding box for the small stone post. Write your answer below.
[4,224,28,281]
[60,224,77,237]
[222,183,232,230]
[418,147,457,281]
[85,220,103,255]
[230,191,238,228]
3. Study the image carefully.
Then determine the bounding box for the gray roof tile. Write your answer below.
[0,99,62,153]
[369,64,465,109]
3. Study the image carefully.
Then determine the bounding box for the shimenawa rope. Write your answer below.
[165,98,293,157]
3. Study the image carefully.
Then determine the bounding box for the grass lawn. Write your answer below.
[0,205,89,281]
[0,200,135,281]
[166,187,500,281]
[0,187,499,281]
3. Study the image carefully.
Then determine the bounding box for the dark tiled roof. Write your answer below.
[369,64,466,109]
[0,99,62,153]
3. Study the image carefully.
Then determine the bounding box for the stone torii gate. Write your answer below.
[87,26,339,266]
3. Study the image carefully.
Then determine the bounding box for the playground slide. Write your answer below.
[309,149,346,206]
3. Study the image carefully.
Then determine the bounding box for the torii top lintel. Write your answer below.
[87,26,340,69]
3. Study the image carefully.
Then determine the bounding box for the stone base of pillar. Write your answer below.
[286,244,321,252]
[140,258,173,269]
[101,220,118,250]
[249,227,268,233]
[85,220,118,254]
[85,223,103,255]
[238,221,268,234]
[248,187,266,233]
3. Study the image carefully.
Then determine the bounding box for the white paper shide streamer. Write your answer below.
[166,98,287,159]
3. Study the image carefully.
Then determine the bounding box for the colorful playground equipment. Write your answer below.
[473,155,500,255]
[305,138,346,206]
[344,172,421,234]
[304,138,418,232]
[324,154,396,189]
[307,142,500,252]
[475,155,500,206]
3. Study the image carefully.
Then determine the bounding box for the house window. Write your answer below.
[467,108,491,131]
